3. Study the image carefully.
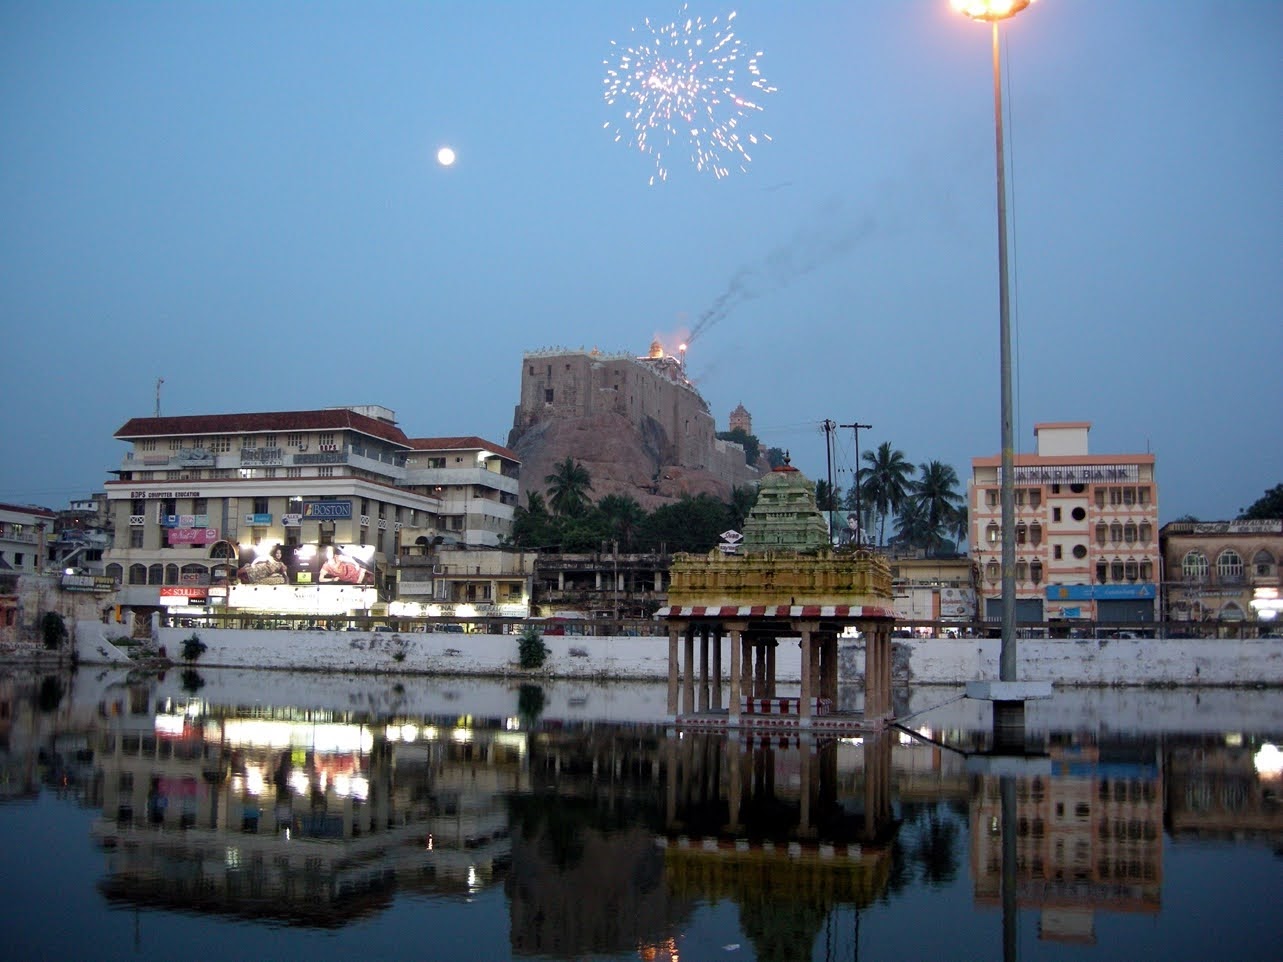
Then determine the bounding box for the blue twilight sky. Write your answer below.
[2,1,1279,523]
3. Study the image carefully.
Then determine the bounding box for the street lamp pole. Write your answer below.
[953,0,1032,683]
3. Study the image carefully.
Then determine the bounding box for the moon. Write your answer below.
[437,146,456,167]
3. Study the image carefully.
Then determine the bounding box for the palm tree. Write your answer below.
[859,442,915,547]
[544,458,593,517]
[915,460,964,533]
[596,494,646,550]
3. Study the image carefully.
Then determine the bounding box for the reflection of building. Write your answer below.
[89,686,529,925]
[969,739,1163,944]
[661,732,897,962]
[970,422,1161,626]
[103,408,526,624]
[1159,520,1282,630]
[1165,736,1283,841]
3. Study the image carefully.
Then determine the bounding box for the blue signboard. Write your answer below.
[1046,584,1156,601]
[301,500,352,520]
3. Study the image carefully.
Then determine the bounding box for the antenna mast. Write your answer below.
[155,377,165,418]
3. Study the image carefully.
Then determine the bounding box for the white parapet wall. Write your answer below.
[72,622,1283,687]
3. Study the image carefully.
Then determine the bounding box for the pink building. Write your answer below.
[970,423,1160,626]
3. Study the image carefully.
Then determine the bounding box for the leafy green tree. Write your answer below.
[814,479,838,513]
[642,494,733,553]
[517,624,549,669]
[511,490,559,548]
[859,442,916,547]
[544,458,594,517]
[764,447,788,469]
[41,611,68,650]
[1239,484,1283,520]
[727,485,757,530]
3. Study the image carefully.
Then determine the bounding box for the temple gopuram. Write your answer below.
[658,459,897,732]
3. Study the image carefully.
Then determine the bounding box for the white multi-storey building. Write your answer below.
[102,406,529,621]
[970,422,1160,626]
[400,437,521,548]
[0,503,56,577]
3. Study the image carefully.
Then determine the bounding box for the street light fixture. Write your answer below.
[953,0,1034,683]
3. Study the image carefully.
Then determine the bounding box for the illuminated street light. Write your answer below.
[953,0,1035,683]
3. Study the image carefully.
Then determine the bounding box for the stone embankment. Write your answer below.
[66,622,1283,687]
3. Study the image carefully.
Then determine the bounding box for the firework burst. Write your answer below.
[603,5,775,186]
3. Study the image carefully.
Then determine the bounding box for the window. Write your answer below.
[286,467,302,478]
[1030,523,1042,546]
[1016,523,1027,545]
[1216,549,1244,582]
[986,523,1000,544]
[1095,523,1108,545]
[1095,490,1106,509]
[129,563,146,584]
[210,436,231,453]
[1111,561,1125,582]
[1052,507,1062,522]
[1071,506,1086,521]
[242,435,257,449]
[361,499,370,514]
[1139,523,1152,543]
[1015,561,1027,582]
[193,498,207,514]
[986,489,999,507]
[1254,550,1276,577]
[985,561,1000,581]
[1096,562,1108,583]
[263,434,276,447]
[1123,523,1137,544]
[1124,560,1138,582]
[1029,491,1041,509]
[1072,544,1087,559]
[1030,561,1042,585]
[1123,487,1135,506]
[1138,486,1150,504]
[148,564,164,585]
[252,498,269,515]
[545,389,554,403]
[141,439,156,452]
[1182,550,1208,581]
[319,467,334,478]
[318,432,336,447]
[130,529,144,548]
[1110,522,1122,543]
[1053,545,1063,560]
[1140,561,1153,580]
[287,433,304,448]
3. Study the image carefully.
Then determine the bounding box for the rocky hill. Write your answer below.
[508,411,757,512]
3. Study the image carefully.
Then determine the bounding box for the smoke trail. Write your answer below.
[688,198,879,346]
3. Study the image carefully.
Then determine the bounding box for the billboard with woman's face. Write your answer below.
[236,543,376,586]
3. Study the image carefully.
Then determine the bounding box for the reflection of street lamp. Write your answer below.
[953,0,1034,683]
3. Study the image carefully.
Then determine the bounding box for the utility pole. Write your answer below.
[822,419,837,544]
[840,422,872,546]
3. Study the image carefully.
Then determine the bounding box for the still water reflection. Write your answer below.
[1,667,1280,961]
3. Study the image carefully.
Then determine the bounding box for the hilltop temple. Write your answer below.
[659,459,897,731]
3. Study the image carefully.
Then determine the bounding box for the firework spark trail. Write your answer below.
[603,5,775,186]
[688,199,880,346]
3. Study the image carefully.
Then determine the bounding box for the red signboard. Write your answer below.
[160,586,208,600]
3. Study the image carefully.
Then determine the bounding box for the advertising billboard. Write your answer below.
[236,542,376,586]
[302,500,353,520]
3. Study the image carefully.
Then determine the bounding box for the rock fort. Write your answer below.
[508,343,761,510]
